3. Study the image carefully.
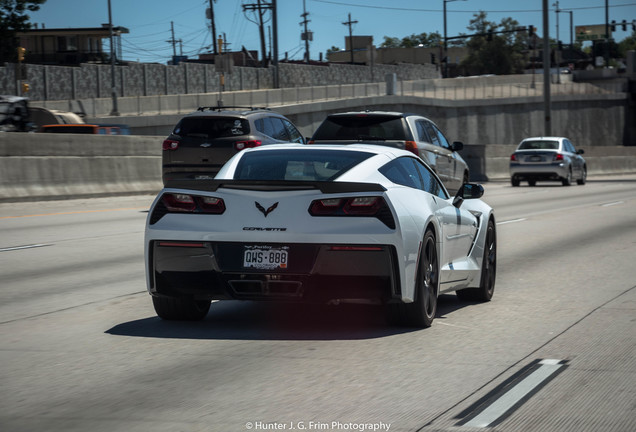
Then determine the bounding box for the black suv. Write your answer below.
[162,106,305,184]
[309,111,469,194]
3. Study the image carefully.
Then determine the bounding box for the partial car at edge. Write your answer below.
[145,144,496,328]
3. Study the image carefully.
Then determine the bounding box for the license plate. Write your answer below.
[243,245,289,269]
[529,155,542,162]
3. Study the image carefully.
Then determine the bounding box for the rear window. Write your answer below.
[518,140,559,150]
[234,149,373,181]
[173,117,250,138]
[312,115,408,141]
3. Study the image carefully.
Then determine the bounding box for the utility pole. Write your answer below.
[553,1,561,83]
[242,0,269,67]
[300,0,310,64]
[107,0,119,116]
[169,21,177,57]
[543,0,551,136]
[342,13,358,64]
[208,0,218,55]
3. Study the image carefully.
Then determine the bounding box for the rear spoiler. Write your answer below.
[164,179,386,194]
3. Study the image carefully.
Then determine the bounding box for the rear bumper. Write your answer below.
[510,162,568,180]
[148,240,401,304]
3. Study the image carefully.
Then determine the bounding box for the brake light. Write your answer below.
[510,154,517,161]
[163,139,179,151]
[235,140,262,151]
[160,193,225,214]
[343,196,383,215]
[554,153,564,161]
[308,196,395,228]
[163,193,196,212]
[405,140,418,156]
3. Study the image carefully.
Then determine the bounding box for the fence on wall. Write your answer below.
[0,61,439,102]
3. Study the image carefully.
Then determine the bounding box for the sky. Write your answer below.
[27,0,636,64]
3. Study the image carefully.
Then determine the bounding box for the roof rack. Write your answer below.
[196,106,270,112]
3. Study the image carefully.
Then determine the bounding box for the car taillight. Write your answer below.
[160,193,225,214]
[307,139,315,144]
[235,140,262,151]
[405,141,419,156]
[510,154,517,161]
[163,139,179,151]
[308,196,395,228]
[554,153,564,161]
[343,196,383,215]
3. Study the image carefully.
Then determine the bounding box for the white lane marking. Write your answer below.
[497,218,527,225]
[0,244,52,252]
[600,201,624,207]
[463,359,566,428]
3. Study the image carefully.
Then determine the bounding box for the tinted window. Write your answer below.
[518,140,559,150]
[423,122,441,147]
[432,124,451,150]
[415,120,432,142]
[379,158,421,189]
[234,150,373,181]
[313,115,408,140]
[380,157,448,198]
[173,117,249,138]
[282,119,303,143]
[412,158,447,198]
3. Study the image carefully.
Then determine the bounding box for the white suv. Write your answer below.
[309,111,469,194]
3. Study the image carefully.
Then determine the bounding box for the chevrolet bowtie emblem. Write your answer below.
[255,201,279,217]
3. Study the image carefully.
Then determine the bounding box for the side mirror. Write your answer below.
[452,183,484,208]
[451,141,464,152]
[577,149,585,154]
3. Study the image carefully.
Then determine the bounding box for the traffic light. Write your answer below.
[621,20,627,31]
[610,20,616,32]
[430,53,436,64]
[487,29,494,41]
[21,82,30,93]
[17,47,26,62]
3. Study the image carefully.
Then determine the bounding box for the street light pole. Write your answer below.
[107,0,119,116]
[443,0,467,79]
[553,0,561,83]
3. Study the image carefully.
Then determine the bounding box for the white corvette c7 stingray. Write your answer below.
[145,144,496,328]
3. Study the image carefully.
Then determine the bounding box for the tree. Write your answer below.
[459,12,527,75]
[0,0,46,63]
[617,30,636,58]
[380,32,442,49]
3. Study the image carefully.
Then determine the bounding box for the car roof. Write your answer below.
[182,106,274,118]
[521,137,567,141]
[327,110,407,117]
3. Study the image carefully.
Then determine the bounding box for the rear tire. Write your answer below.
[511,177,520,187]
[387,230,438,328]
[152,296,211,321]
[456,219,496,302]
[562,168,572,186]
[577,166,587,185]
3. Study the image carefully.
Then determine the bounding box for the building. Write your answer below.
[16,25,129,66]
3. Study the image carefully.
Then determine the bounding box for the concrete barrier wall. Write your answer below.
[1,132,635,202]
[0,133,163,202]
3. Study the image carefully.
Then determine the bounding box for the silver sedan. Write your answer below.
[510,137,587,187]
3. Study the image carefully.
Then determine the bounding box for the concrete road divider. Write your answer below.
[0,132,163,202]
[1,132,635,202]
